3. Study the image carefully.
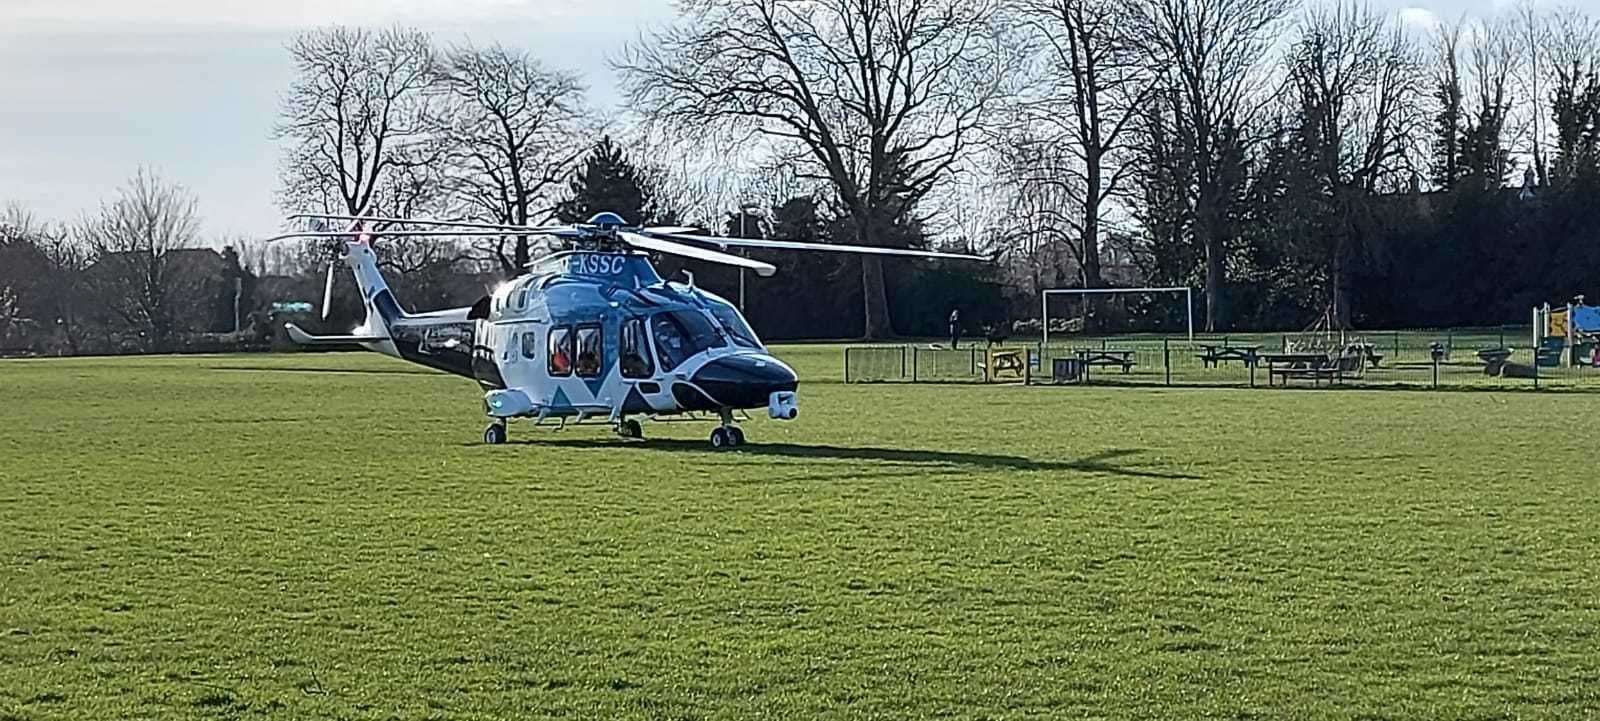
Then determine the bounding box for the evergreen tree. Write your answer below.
[555,136,662,226]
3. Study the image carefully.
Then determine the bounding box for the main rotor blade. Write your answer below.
[265,230,545,243]
[620,232,777,277]
[641,226,701,235]
[651,232,990,261]
[287,213,568,234]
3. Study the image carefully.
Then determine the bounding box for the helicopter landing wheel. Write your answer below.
[710,426,742,449]
[618,419,643,439]
[484,422,507,445]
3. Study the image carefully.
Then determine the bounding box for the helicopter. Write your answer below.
[267,211,986,448]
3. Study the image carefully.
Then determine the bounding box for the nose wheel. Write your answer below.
[710,426,745,449]
[616,419,643,440]
[484,421,507,445]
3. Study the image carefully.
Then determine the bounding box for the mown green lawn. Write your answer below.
[3,347,1599,719]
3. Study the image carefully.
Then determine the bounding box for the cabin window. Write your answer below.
[575,325,603,378]
[548,326,573,376]
[521,331,538,359]
[620,318,654,379]
[514,287,529,310]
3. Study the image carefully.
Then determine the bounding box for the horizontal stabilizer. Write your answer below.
[285,323,389,346]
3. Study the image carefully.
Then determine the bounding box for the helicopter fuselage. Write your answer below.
[472,250,798,424]
[357,249,798,437]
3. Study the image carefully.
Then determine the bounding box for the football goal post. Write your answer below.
[1041,287,1195,344]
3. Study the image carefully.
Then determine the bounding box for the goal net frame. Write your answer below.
[1041,287,1195,344]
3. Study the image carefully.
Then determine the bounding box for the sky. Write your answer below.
[0,0,1531,242]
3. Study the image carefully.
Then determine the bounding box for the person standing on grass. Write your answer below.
[948,307,961,349]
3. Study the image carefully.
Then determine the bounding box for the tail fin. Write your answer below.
[343,227,407,338]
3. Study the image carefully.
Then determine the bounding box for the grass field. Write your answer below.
[4,347,1600,719]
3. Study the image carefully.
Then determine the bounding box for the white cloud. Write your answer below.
[1398,6,1441,30]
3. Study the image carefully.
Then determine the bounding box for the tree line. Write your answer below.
[4,1,1599,356]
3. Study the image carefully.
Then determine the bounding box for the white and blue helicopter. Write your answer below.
[268,211,984,448]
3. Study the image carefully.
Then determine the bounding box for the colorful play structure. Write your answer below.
[1533,301,1600,367]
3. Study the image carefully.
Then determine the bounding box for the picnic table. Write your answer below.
[1258,352,1336,386]
[1077,349,1137,374]
[988,349,1025,379]
[1197,344,1260,368]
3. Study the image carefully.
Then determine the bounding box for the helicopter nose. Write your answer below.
[690,354,798,409]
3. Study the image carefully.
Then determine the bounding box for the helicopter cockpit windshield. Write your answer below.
[706,302,762,350]
[651,311,727,371]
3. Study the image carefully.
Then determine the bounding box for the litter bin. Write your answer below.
[1052,357,1083,384]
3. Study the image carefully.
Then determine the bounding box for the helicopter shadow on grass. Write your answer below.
[511,438,1202,481]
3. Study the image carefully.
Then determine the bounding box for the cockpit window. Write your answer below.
[707,303,762,349]
[651,311,726,371]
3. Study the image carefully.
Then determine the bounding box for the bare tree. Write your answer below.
[1128,0,1294,330]
[1547,7,1599,186]
[992,137,1080,300]
[1464,15,1517,187]
[1515,1,1550,185]
[439,43,592,273]
[1284,1,1426,326]
[621,0,1017,338]
[1021,0,1154,294]
[276,26,442,217]
[77,170,206,352]
[1291,2,1423,195]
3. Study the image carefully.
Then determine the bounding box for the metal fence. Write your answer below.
[843,327,1600,391]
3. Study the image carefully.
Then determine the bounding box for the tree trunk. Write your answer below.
[515,236,531,271]
[1204,235,1224,332]
[1080,173,1104,331]
[861,256,892,339]
[1330,248,1351,330]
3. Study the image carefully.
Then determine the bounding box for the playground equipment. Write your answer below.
[1533,301,1600,367]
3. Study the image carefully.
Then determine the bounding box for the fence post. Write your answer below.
[1534,349,1541,390]
[971,347,977,377]
[912,346,919,383]
[1499,328,1506,350]
[1281,334,1288,352]
[844,348,851,384]
[900,345,907,380]
[1163,337,1171,386]
[1393,331,1400,362]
